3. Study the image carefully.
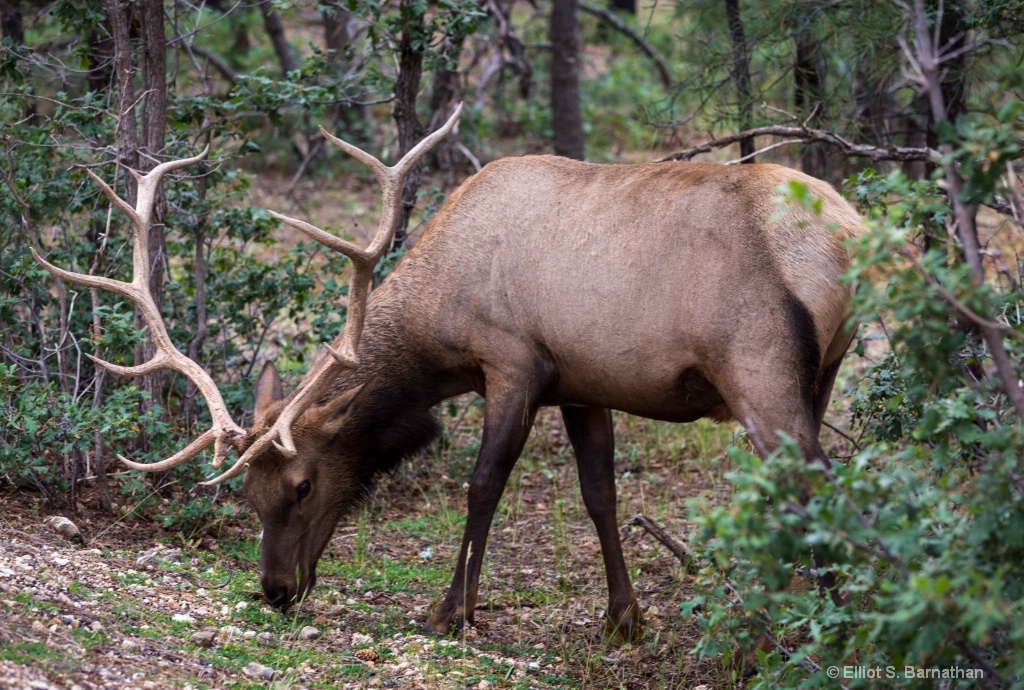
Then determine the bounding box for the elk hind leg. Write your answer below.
[561,405,640,643]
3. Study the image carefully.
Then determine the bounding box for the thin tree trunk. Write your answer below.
[725,0,754,162]
[87,26,114,94]
[855,68,897,149]
[392,0,427,249]
[905,0,968,180]
[90,294,112,512]
[184,167,209,431]
[324,3,357,54]
[138,0,169,422]
[793,26,827,178]
[260,0,299,75]
[429,30,465,183]
[550,0,584,160]
[100,1,142,412]
[911,0,1024,417]
[100,0,168,456]
[0,0,23,45]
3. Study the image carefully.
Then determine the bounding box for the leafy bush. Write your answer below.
[684,108,1024,687]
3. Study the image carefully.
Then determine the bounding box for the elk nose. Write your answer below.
[262,582,290,610]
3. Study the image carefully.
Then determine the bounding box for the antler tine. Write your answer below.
[142,145,211,185]
[204,106,464,483]
[33,146,247,474]
[388,103,464,182]
[80,168,142,227]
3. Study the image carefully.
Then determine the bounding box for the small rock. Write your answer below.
[218,625,245,641]
[190,631,216,648]
[172,614,195,623]
[256,632,278,647]
[351,632,373,646]
[355,648,381,662]
[297,626,321,641]
[43,516,82,543]
[477,681,493,690]
[122,639,141,652]
[136,553,159,567]
[88,621,103,632]
[244,662,275,680]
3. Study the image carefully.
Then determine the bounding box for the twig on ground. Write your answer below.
[626,515,697,574]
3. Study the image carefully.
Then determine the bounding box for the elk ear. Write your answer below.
[254,361,284,426]
[310,378,376,437]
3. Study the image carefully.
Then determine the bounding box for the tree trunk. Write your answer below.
[0,0,23,45]
[793,26,827,178]
[100,0,168,455]
[260,0,299,76]
[137,0,168,425]
[550,0,584,160]
[392,0,427,249]
[855,69,897,149]
[428,29,465,183]
[904,0,968,180]
[725,0,754,162]
[324,4,358,54]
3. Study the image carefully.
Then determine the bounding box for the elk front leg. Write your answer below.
[425,379,541,635]
[561,405,640,643]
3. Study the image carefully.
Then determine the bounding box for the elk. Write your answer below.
[34,104,864,642]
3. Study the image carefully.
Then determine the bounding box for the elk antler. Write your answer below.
[201,103,464,485]
[31,147,249,471]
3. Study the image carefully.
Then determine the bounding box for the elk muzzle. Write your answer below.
[260,569,316,611]
[259,526,329,612]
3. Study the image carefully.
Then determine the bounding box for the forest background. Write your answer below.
[1,0,1024,688]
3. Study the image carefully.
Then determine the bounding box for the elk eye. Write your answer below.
[296,480,311,500]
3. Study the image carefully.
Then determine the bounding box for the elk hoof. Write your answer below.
[604,607,643,645]
[422,606,473,637]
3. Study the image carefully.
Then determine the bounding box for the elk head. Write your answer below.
[33,105,462,611]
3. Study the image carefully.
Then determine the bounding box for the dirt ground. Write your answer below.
[0,410,742,690]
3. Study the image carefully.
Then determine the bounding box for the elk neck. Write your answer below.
[308,291,463,481]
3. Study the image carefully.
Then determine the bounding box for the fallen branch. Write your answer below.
[578,3,671,88]
[627,515,697,573]
[661,124,940,164]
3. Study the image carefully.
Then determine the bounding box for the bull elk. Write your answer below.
[34,104,864,642]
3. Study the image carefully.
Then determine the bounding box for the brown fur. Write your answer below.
[244,156,865,638]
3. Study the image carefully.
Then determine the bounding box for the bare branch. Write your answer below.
[899,248,1024,342]
[661,124,941,164]
[578,2,671,87]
